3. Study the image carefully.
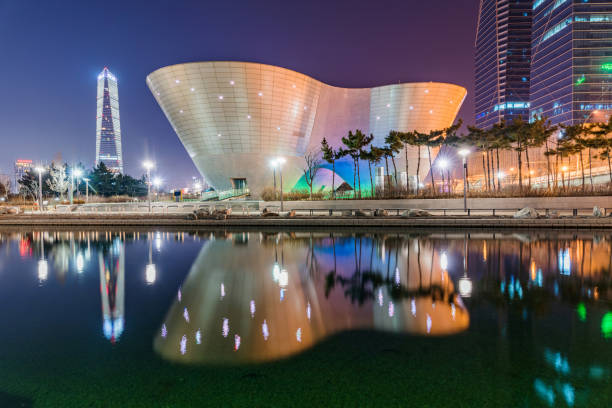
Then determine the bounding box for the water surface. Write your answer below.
[0,228,610,407]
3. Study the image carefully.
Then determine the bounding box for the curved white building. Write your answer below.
[147,62,466,196]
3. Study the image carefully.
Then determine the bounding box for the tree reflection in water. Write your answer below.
[153,231,470,365]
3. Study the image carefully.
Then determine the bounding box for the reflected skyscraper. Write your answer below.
[95,67,123,173]
[99,239,125,342]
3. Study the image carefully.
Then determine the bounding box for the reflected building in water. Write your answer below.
[99,238,125,343]
[154,233,469,364]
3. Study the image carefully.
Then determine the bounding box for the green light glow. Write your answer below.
[577,303,586,321]
[602,312,612,339]
[602,63,612,71]
[575,76,585,85]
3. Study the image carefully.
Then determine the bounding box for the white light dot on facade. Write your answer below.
[458,149,470,158]
[429,110,434,114]
[190,88,195,92]
[498,171,505,179]
[304,106,307,110]
[179,110,183,114]
[218,95,224,100]
[376,116,380,120]
[217,133,222,137]
[386,103,391,108]
[425,89,429,93]
[562,166,568,172]
[258,92,263,96]
[292,84,296,88]
[247,115,251,119]
[175,79,180,84]
[409,106,414,110]
[156,92,160,96]
[450,100,454,104]
[277,126,281,130]
[230,80,235,85]
[438,159,448,169]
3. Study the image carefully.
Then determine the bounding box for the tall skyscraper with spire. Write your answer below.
[96,67,123,173]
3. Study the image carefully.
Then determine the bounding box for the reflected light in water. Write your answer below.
[440,252,448,270]
[296,328,302,343]
[76,252,84,273]
[262,320,269,340]
[145,263,156,285]
[161,324,167,338]
[234,335,241,351]
[279,269,288,287]
[183,307,190,323]
[180,335,187,355]
[222,318,229,337]
[458,277,472,298]
[196,329,202,345]
[37,259,48,282]
[250,300,256,318]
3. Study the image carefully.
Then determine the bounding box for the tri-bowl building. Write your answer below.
[147,62,466,196]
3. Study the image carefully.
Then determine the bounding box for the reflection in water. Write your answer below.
[153,234,469,364]
[99,239,125,343]
[0,229,610,405]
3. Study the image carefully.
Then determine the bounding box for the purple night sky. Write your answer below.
[0,0,478,187]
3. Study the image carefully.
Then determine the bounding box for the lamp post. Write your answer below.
[437,159,448,196]
[143,161,155,212]
[271,158,286,212]
[83,178,90,203]
[153,178,162,201]
[35,166,45,212]
[73,168,83,200]
[458,149,470,212]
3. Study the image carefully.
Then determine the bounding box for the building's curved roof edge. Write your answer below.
[146,61,467,93]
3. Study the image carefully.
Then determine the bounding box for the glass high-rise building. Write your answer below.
[96,67,123,173]
[530,0,612,126]
[475,0,533,129]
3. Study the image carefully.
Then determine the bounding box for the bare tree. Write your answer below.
[46,163,69,199]
[303,150,322,199]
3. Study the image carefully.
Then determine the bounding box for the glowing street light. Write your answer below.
[458,149,470,211]
[73,168,83,200]
[143,161,155,212]
[35,166,45,212]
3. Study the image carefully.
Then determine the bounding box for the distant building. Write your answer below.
[14,159,33,193]
[530,0,612,125]
[96,67,124,173]
[475,0,532,129]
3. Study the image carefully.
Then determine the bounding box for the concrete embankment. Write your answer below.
[2,214,612,229]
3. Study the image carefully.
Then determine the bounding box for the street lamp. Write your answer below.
[35,166,45,212]
[73,168,83,199]
[458,149,470,212]
[143,161,155,212]
[271,158,286,211]
[437,159,449,196]
[82,178,90,203]
[153,177,162,201]
[270,159,278,199]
